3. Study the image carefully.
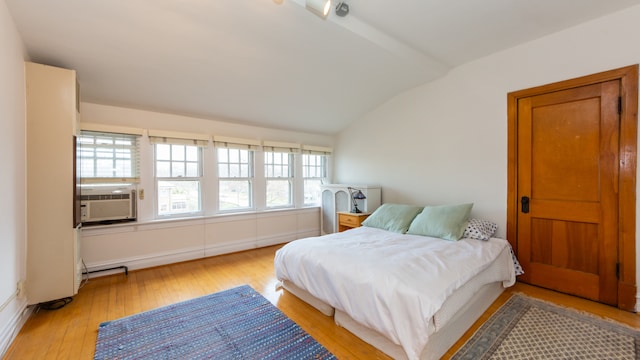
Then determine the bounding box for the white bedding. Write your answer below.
[274,226,516,360]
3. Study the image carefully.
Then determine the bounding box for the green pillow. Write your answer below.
[362,203,424,233]
[406,203,473,241]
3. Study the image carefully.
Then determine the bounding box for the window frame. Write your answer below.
[216,147,255,212]
[154,143,204,218]
[302,153,328,206]
[78,130,140,184]
[264,151,294,209]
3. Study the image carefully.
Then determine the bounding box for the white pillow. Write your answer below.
[463,219,498,240]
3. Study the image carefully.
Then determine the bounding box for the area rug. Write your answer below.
[452,294,640,359]
[94,285,336,359]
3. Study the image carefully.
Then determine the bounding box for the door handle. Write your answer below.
[521,196,530,213]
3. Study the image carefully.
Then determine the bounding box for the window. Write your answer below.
[265,151,293,208]
[302,153,327,205]
[155,143,202,216]
[78,131,140,183]
[217,148,253,211]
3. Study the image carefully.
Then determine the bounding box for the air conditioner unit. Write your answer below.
[80,186,137,224]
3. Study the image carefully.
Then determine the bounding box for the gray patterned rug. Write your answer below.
[452,294,640,359]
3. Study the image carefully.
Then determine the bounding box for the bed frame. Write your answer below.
[336,282,502,359]
[280,250,510,360]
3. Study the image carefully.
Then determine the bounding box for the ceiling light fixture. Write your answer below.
[306,0,331,18]
[335,2,349,17]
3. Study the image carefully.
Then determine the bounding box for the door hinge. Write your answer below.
[616,262,620,279]
[618,96,622,115]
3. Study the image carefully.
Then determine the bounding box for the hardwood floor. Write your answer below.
[4,245,639,359]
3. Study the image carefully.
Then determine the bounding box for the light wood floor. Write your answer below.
[4,245,640,359]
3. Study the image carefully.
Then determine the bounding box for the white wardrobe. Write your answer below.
[26,62,82,305]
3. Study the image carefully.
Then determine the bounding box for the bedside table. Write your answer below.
[337,211,370,232]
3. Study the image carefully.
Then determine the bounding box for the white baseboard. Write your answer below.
[85,247,205,278]
[256,233,297,248]
[0,296,30,358]
[204,239,256,258]
[84,231,319,279]
[85,239,279,278]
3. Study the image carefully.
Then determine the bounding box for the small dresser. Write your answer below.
[337,211,371,232]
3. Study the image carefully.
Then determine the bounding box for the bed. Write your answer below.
[274,203,520,360]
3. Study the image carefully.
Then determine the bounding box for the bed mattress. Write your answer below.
[274,227,516,359]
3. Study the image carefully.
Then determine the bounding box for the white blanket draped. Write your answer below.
[274,227,516,360]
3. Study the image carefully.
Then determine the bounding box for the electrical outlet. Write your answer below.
[139,189,144,200]
[17,281,25,297]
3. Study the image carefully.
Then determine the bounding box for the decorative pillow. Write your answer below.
[510,247,525,276]
[406,203,473,241]
[361,203,424,233]
[463,219,498,241]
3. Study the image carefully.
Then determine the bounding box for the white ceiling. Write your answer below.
[6,0,640,134]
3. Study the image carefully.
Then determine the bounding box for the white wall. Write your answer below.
[0,0,28,355]
[336,5,640,236]
[82,208,321,274]
[334,5,640,301]
[79,103,332,275]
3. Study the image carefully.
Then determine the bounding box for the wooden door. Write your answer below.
[517,81,619,305]
[507,65,638,310]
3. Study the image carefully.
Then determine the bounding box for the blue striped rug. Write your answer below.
[94,285,336,359]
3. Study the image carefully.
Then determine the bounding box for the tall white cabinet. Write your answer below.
[26,62,82,305]
[320,184,381,234]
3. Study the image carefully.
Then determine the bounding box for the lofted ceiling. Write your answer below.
[6,0,640,134]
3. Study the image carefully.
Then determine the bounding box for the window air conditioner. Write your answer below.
[80,186,137,224]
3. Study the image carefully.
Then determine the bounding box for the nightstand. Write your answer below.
[337,211,370,232]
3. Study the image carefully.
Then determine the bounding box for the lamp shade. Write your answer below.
[348,187,366,213]
[306,0,331,17]
[353,190,366,200]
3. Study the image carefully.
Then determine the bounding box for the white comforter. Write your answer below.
[274,226,516,360]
